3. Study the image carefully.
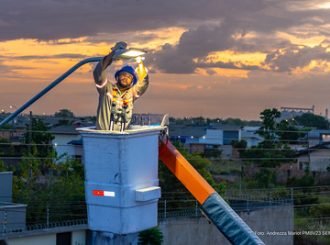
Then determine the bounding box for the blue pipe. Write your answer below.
[0,57,102,127]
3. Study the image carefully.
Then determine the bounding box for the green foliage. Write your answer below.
[254,169,276,188]
[0,123,13,129]
[232,140,247,149]
[257,108,280,140]
[0,160,6,171]
[54,109,75,125]
[203,148,221,159]
[177,142,220,190]
[16,154,42,179]
[276,119,306,143]
[294,193,319,206]
[54,109,74,118]
[13,158,85,224]
[0,137,16,156]
[287,175,315,187]
[240,108,296,168]
[24,118,55,158]
[138,227,163,245]
[310,204,330,218]
[159,142,225,208]
[240,144,295,168]
[295,113,329,129]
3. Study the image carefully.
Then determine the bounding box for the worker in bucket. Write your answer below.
[93,42,149,131]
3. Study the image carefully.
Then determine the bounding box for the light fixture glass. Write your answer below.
[118,49,146,59]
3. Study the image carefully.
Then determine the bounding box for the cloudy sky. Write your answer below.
[1,0,330,119]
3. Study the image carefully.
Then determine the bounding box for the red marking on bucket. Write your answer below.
[92,190,115,197]
[92,190,104,196]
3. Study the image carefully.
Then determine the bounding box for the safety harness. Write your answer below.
[108,86,133,132]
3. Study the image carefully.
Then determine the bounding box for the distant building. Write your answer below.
[0,172,27,234]
[307,129,330,147]
[131,113,164,126]
[169,125,207,143]
[198,126,241,145]
[50,125,81,160]
[296,142,330,172]
[279,105,314,121]
[241,126,263,148]
[174,125,241,159]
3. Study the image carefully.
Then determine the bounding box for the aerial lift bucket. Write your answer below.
[159,137,265,245]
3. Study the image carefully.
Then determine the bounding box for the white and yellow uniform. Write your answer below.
[93,57,149,130]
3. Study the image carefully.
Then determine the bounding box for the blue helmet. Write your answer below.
[114,65,138,86]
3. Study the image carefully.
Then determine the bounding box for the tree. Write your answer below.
[159,142,221,192]
[0,137,15,157]
[138,227,163,245]
[54,109,75,125]
[0,123,12,129]
[204,148,222,159]
[232,140,247,150]
[257,108,280,142]
[24,118,54,158]
[13,158,85,224]
[276,119,306,144]
[254,169,276,188]
[159,142,225,210]
[240,108,296,170]
[54,109,74,118]
[294,113,329,129]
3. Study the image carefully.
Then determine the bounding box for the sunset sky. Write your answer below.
[1,0,330,119]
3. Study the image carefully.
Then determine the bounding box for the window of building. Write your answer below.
[56,232,71,245]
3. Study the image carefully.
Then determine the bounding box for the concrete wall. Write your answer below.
[71,230,86,245]
[6,230,85,245]
[0,172,12,203]
[2,204,293,245]
[298,149,330,172]
[7,234,56,245]
[159,204,294,245]
[0,204,26,233]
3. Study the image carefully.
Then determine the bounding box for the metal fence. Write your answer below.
[0,195,293,240]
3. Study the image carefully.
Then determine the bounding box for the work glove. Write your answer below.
[135,56,145,64]
[111,41,127,57]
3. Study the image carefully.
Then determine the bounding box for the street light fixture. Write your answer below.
[115,49,146,59]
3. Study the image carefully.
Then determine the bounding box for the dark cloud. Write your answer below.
[151,21,237,73]
[1,0,330,75]
[265,44,330,72]
[197,61,263,71]
[1,53,87,60]
[149,1,330,73]
[2,0,327,41]
[0,0,224,41]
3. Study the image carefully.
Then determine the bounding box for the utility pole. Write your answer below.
[28,111,33,154]
[28,111,33,179]
[46,204,50,227]
[307,131,311,173]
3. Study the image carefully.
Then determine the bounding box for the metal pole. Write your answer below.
[0,57,102,127]
[28,111,32,155]
[307,132,311,172]
[46,205,49,228]
[164,200,167,220]
[4,211,7,233]
[195,200,198,217]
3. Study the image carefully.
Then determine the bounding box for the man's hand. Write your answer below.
[101,42,127,68]
[135,57,148,81]
[135,56,145,64]
[111,41,127,54]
